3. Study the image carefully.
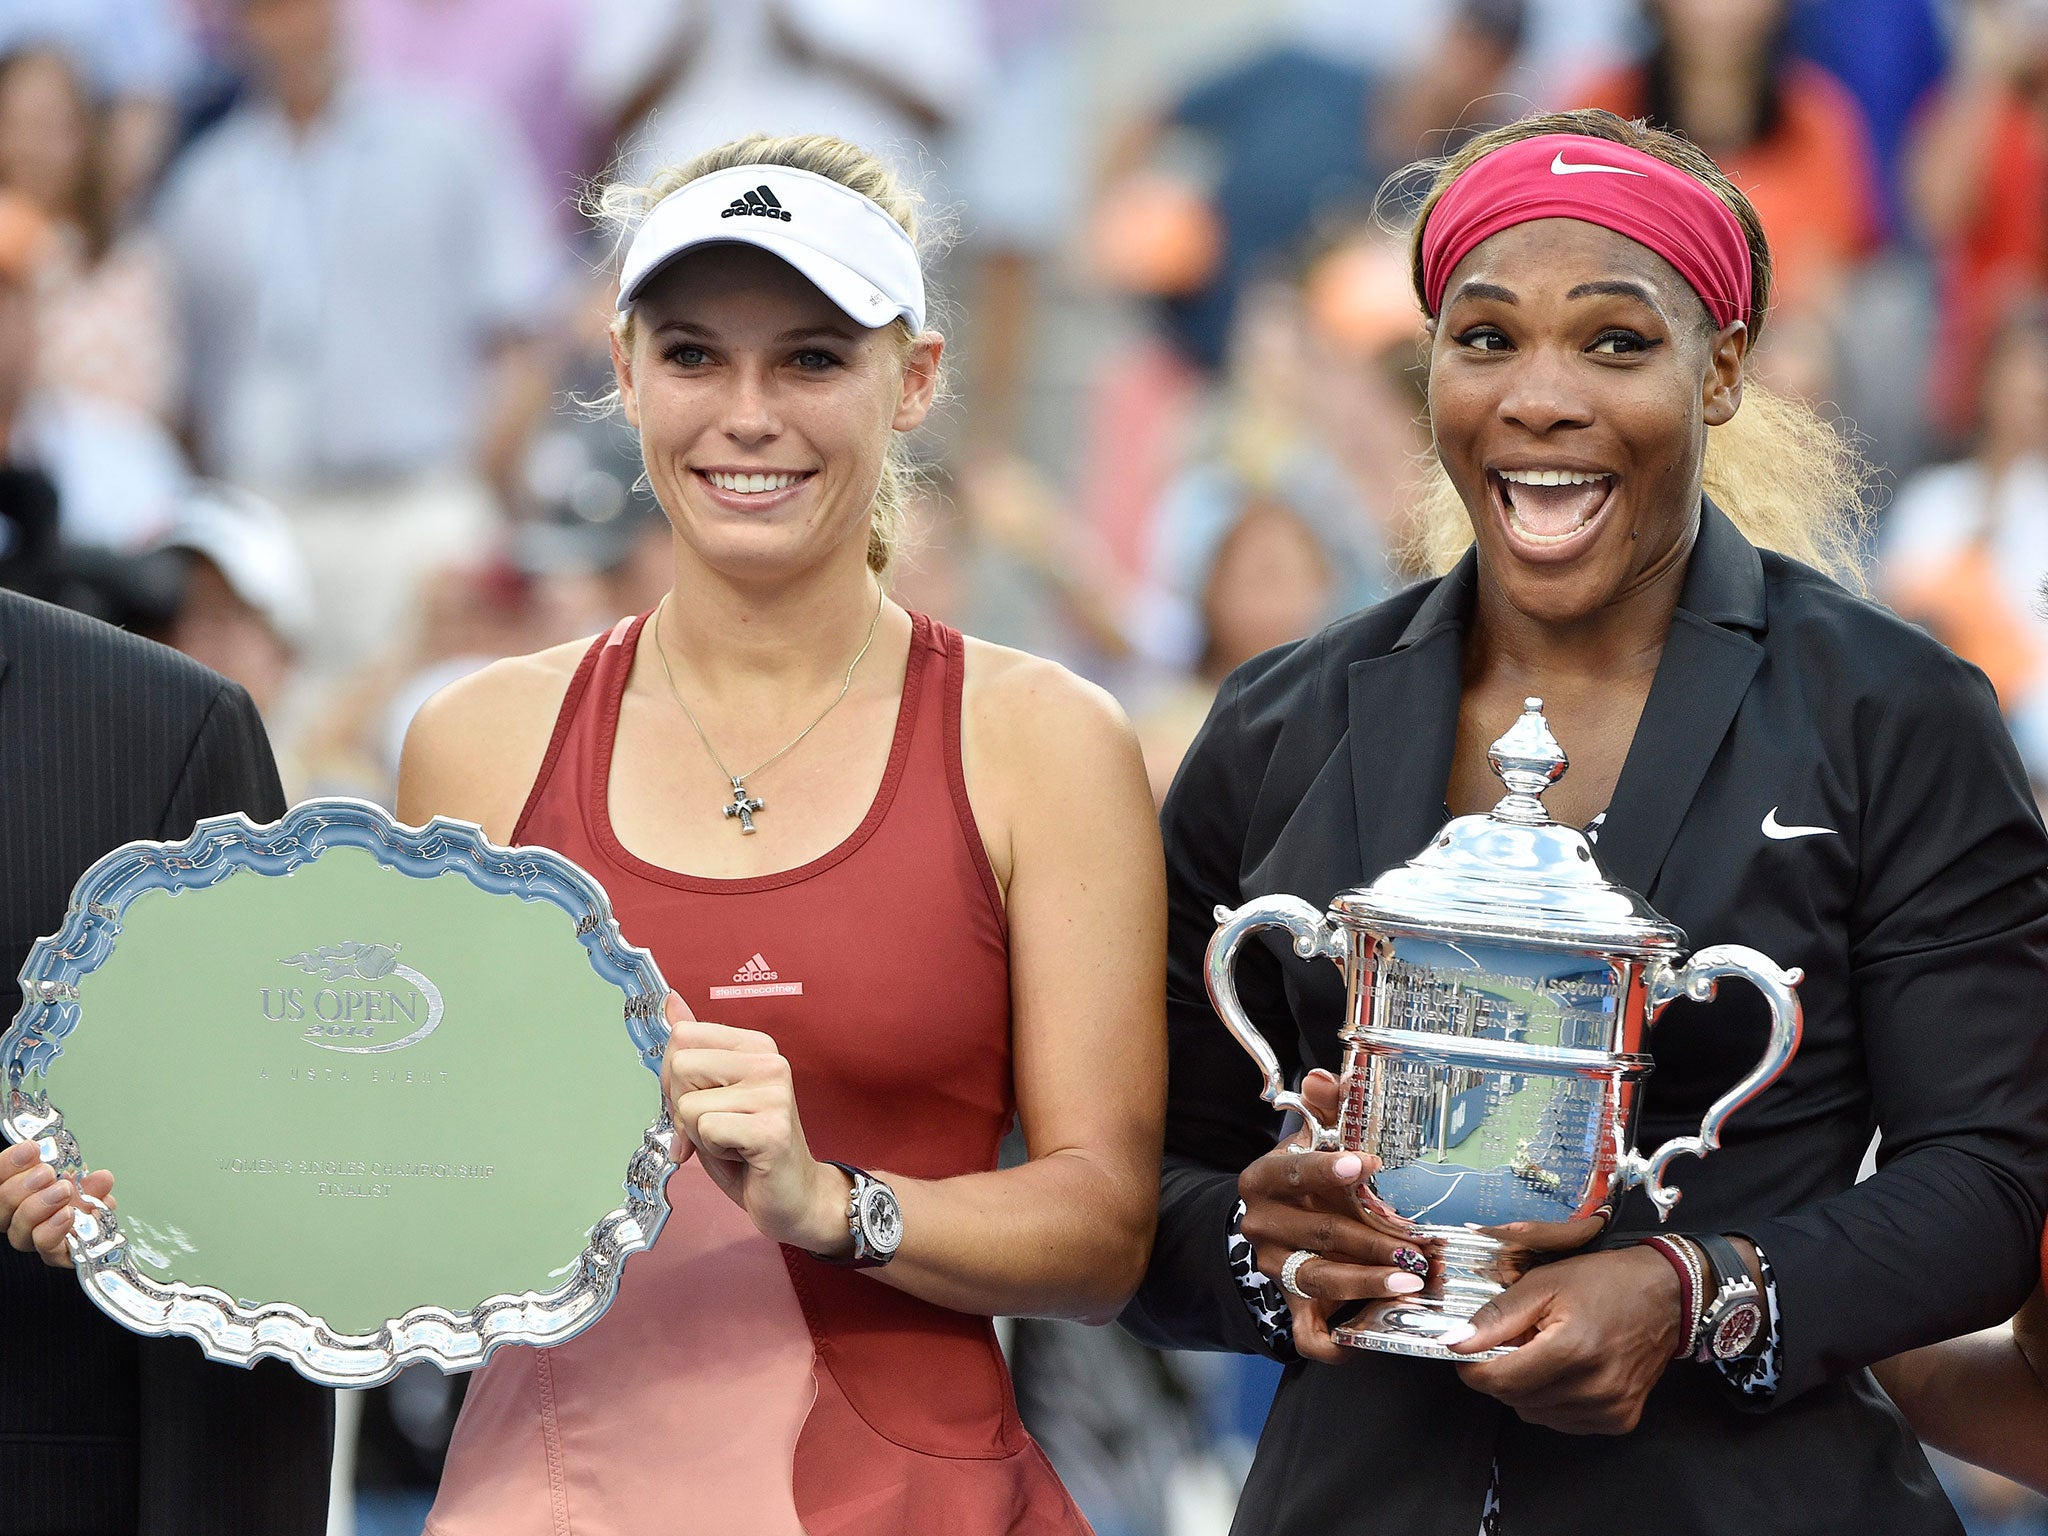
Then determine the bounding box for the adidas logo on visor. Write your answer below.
[615,162,926,331]
[722,186,792,222]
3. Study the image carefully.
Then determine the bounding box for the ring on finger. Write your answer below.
[1279,1248,1317,1300]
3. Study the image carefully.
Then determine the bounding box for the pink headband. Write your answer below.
[1418,133,1753,332]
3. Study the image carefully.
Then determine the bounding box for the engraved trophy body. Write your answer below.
[1206,701,1804,1361]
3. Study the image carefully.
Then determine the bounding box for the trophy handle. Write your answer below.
[1622,945,1805,1218]
[1206,897,1345,1152]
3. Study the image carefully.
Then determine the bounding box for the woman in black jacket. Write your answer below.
[1124,107,2048,1535]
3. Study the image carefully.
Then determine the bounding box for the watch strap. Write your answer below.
[810,1160,898,1269]
[1692,1233,1754,1295]
[1690,1232,1765,1361]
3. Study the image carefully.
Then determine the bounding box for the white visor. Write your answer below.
[615,163,925,333]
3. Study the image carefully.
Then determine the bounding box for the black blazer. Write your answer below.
[1124,504,2048,1536]
[0,592,333,1535]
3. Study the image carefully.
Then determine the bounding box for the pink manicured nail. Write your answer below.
[1441,1322,1478,1346]
[1386,1272,1424,1294]
[1331,1154,1363,1180]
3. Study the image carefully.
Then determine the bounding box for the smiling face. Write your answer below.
[611,243,940,585]
[1427,218,1747,627]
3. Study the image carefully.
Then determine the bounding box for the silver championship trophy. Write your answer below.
[1207,700,1803,1360]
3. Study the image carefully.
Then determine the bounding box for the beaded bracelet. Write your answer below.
[1637,1234,1707,1360]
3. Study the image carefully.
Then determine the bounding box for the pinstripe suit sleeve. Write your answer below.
[153,679,288,837]
[0,596,332,1535]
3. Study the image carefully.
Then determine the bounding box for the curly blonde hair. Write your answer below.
[1398,109,1870,588]
[595,134,942,574]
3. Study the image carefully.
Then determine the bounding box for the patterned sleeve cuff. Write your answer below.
[1712,1241,1782,1398]
[1227,1197,1301,1361]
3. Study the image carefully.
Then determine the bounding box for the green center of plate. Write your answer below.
[44,845,660,1337]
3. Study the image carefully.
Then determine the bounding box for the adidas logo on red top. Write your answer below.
[733,953,778,982]
[721,186,791,222]
[710,951,803,1000]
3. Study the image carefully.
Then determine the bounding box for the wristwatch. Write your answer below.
[812,1161,902,1268]
[1690,1233,1767,1362]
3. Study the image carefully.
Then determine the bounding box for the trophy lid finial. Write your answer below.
[1331,695,1686,957]
[1487,699,1568,824]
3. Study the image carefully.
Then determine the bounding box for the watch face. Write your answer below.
[857,1181,902,1256]
[1710,1300,1764,1361]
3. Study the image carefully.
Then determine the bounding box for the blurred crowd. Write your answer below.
[4,0,2048,1532]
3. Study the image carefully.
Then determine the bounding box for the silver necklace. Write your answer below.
[650,584,886,834]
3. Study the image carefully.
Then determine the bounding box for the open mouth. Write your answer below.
[1489,468,1616,559]
[693,468,817,501]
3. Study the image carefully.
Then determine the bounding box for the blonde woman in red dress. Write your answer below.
[398,133,1164,1533]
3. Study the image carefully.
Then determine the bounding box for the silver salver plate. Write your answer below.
[0,798,673,1387]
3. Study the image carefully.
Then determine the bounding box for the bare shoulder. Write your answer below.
[397,635,597,842]
[961,635,1139,773]
[959,637,1153,889]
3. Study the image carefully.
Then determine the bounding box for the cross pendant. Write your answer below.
[723,779,764,834]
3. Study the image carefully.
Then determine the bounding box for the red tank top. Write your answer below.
[503,610,1087,1530]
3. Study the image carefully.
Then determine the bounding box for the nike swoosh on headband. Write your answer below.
[1761,807,1835,840]
[1550,152,1649,178]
